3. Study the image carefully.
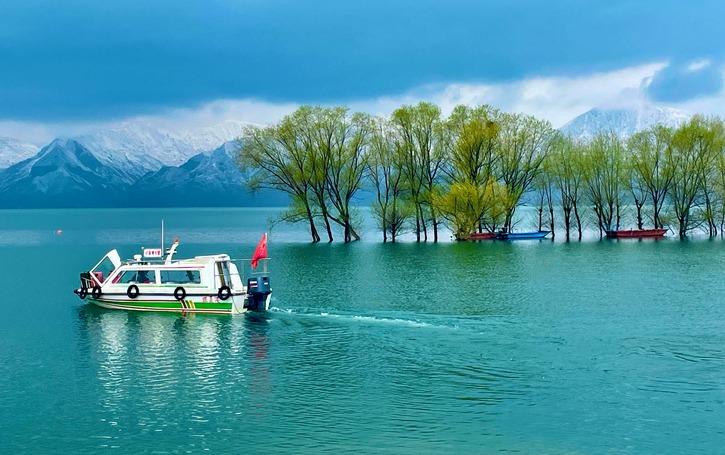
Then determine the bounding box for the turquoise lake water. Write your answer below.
[1,208,724,453]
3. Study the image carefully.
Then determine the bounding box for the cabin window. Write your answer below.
[160,269,201,284]
[117,270,156,284]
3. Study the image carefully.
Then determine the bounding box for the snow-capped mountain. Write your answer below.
[0,137,39,169]
[72,119,250,177]
[129,140,287,208]
[0,139,131,208]
[560,106,691,141]
[0,137,286,208]
[73,122,195,180]
[178,120,249,153]
[131,140,246,207]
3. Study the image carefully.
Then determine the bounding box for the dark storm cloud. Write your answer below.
[645,60,723,102]
[1,0,725,121]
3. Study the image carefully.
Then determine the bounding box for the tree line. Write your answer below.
[237,103,725,242]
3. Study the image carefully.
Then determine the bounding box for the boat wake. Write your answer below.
[269,306,452,330]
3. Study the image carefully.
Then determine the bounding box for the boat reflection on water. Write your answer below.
[74,304,273,428]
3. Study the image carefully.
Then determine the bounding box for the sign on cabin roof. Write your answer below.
[143,248,163,258]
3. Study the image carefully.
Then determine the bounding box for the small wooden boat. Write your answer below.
[605,228,667,239]
[469,232,496,241]
[497,231,550,240]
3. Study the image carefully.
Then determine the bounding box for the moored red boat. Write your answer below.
[605,228,667,239]
[469,232,496,240]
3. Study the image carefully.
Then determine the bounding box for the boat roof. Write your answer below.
[120,253,231,269]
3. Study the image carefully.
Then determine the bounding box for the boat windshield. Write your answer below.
[90,250,122,284]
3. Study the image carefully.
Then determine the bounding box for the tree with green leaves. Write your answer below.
[441,104,501,234]
[584,132,626,237]
[238,120,321,242]
[497,113,556,231]
[480,180,512,233]
[696,118,724,237]
[668,116,721,237]
[239,105,371,243]
[310,107,372,242]
[548,135,586,240]
[433,182,487,240]
[536,153,557,238]
[433,180,509,240]
[442,105,500,187]
[390,102,446,242]
[627,125,675,230]
[367,117,412,242]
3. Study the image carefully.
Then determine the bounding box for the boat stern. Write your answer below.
[245,276,272,312]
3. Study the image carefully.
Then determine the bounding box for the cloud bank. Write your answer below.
[5,61,725,146]
[3,1,725,123]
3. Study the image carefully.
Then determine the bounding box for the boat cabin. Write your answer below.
[82,246,246,293]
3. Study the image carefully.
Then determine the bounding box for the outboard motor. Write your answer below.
[246,276,271,311]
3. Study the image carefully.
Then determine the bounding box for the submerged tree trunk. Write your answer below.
[548,204,555,240]
[305,201,321,243]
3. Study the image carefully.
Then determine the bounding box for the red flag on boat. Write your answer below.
[250,233,268,270]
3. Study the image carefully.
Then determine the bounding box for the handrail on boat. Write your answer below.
[212,258,270,290]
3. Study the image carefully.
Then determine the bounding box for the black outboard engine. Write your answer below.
[246,276,271,311]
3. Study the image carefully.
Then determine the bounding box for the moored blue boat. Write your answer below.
[497,230,550,240]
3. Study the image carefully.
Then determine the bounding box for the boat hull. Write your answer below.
[88,297,237,314]
[606,229,667,239]
[78,292,271,315]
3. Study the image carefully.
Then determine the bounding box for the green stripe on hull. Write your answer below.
[88,298,235,314]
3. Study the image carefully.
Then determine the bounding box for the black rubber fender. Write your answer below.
[127,284,140,299]
[217,286,232,301]
[174,286,187,301]
[91,286,102,299]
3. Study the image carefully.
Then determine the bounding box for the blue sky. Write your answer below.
[1,0,725,141]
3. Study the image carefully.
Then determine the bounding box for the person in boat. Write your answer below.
[138,271,151,283]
